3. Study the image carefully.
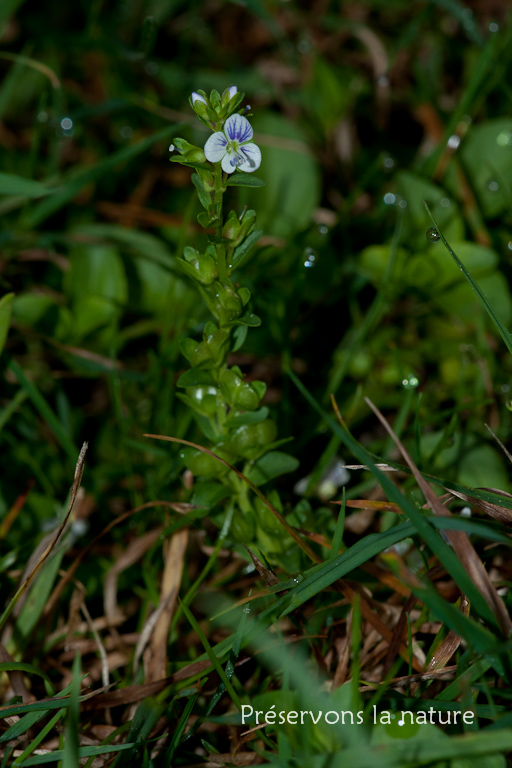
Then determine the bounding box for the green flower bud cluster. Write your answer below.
[190,86,245,129]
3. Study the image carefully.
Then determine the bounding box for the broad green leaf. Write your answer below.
[191,482,230,510]
[240,113,320,237]
[460,118,512,217]
[65,245,128,305]
[395,171,465,250]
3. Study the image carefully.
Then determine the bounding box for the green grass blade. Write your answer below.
[0,662,55,696]
[62,653,81,768]
[0,172,55,198]
[12,708,65,766]
[7,358,77,461]
[286,367,500,631]
[424,201,512,356]
[180,599,243,711]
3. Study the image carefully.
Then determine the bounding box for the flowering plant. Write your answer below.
[169,87,298,547]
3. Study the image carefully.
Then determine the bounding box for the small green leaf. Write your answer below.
[232,312,261,327]
[192,173,213,210]
[0,292,14,355]
[197,211,218,229]
[246,451,300,486]
[226,407,269,428]
[230,230,263,270]
[231,324,247,351]
[170,157,211,172]
[225,173,265,188]
[176,369,216,387]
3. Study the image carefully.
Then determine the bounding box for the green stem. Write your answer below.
[212,163,227,280]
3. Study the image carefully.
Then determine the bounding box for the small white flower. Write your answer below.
[204,114,261,174]
[168,143,175,152]
[225,85,237,100]
[191,92,207,106]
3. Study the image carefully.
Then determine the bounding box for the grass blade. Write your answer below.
[424,201,512,356]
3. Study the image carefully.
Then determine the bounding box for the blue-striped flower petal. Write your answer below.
[204,131,228,163]
[224,114,253,144]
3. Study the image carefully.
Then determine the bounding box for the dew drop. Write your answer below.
[488,180,499,192]
[402,374,419,389]
[383,192,395,205]
[61,117,73,131]
[426,227,440,243]
[447,134,460,150]
[507,242,512,251]
[497,131,512,147]
[383,155,394,169]
[122,126,134,139]
[303,246,317,268]
[440,197,450,208]
[489,21,499,32]
[37,110,49,123]
[398,198,407,209]
[318,224,329,235]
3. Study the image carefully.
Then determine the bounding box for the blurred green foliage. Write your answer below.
[2,0,512,759]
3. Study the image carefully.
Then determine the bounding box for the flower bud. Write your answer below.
[222,210,241,241]
[221,85,238,106]
[230,420,277,460]
[172,137,206,163]
[214,280,242,314]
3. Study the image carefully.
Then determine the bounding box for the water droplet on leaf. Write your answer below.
[426,227,440,243]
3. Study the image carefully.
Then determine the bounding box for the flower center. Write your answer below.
[227,139,240,154]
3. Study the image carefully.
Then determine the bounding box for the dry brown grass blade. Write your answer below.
[104,527,164,623]
[485,423,512,464]
[81,659,212,710]
[144,433,320,564]
[365,397,512,636]
[338,581,424,673]
[445,486,512,524]
[382,593,417,677]
[146,528,189,682]
[44,501,188,618]
[0,442,88,633]
[0,479,34,540]
[333,499,404,513]
[426,596,470,673]
[359,665,458,692]
[244,546,280,587]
